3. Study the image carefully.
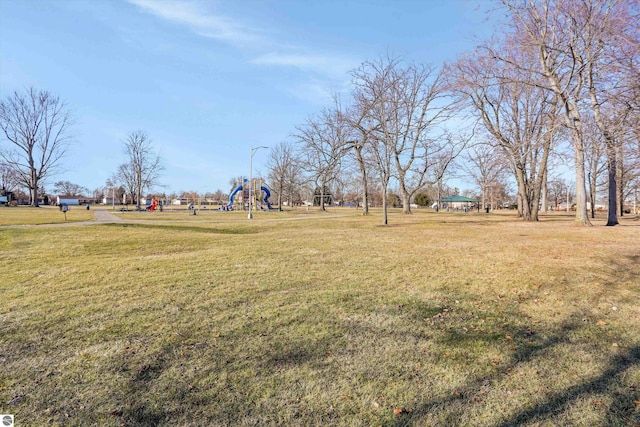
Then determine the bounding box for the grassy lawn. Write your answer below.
[0,205,94,225]
[1,209,639,426]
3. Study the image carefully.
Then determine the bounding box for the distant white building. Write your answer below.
[56,196,80,206]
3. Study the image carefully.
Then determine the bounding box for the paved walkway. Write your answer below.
[92,209,123,223]
[14,208,126,228]
[5,209,350,228]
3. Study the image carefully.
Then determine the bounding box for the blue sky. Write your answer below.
[0,0,494,195]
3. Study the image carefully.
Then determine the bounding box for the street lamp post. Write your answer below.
[248,145,268,219]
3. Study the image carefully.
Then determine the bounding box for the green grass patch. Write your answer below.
[1,210,639,426]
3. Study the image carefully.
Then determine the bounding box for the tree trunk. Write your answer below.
[382,185,388,225]
[401,192,411,214]
[542,64,590,225]
[589,171,597,219]
[514,165,533,221]
[481,183,486,210]
[31,187,38,207]
[606,144,619,226]
[355,146,369,215]
[530,134,551,222]
[573,142,591,226]
[397,169,411,214]
[541,172,548,213]
[616,147,624,218]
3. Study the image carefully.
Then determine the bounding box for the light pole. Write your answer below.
[248,145,268,219]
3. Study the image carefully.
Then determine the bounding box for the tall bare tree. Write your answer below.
[497,0,592,224]
[359,57,453,214]
[349,57,399,224]
[0,88,72,206]
[342,97,376,216]
[583,116,607,218]
[449,47,558,221]
[267,141,300,211]
[116,131,163,207]
[296,106,349,211]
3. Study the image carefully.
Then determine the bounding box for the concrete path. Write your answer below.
[10,208,127,228]
[4,209,350,228]
[92,209,123,223]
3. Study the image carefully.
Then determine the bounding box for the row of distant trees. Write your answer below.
[262,0,640,226]
[0,86,163,207]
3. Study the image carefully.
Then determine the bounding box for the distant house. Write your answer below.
[56,196,80,206]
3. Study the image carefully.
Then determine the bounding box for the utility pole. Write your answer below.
[248,146,268,219]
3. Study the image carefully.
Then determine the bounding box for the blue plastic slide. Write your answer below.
[227,184,243,207]
[261,186,273,210]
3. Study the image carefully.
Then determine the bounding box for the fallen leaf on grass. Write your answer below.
[339,395,351,400]
[633,399,640,405]
[591,400,606,408]
[491,360,500,366]
[452,391,461,397]
[393,407,413,415]
[597,320,607,326]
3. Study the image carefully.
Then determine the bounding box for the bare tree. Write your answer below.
[496,0,593,224]
[116,131,163,207]
[53,180,87,196]
[348,57,399,224]
[463,143,510,210]
[429,130,470,209]
[267,141,300,211]
[449,46,558,221]
[295,106,349,211]
[0,161,20,193]
[356,57,453,214]
[343,72,386,216]
[0,88,73,206]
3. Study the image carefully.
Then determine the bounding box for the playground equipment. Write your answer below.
[224,178,274,212]
[147,197,159,211]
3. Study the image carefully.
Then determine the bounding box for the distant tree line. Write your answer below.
[1,0,637,223]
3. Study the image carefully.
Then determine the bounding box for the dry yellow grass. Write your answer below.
[0,205,94,225]
[1,209,638,426]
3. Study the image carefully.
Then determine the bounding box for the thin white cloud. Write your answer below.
[287,80,335,105]
[127,0,359,103]
[127,0,264,46]
[251,52,356,77]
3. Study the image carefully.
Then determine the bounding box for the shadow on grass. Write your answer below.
[392,317,640,427]
[102,222,259,235]
[494,345,640,427]
[604,253,640,284]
